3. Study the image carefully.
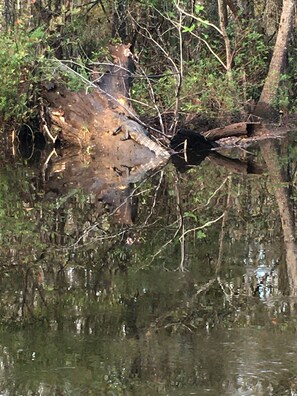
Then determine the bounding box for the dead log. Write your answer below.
[207,153,264,175]
[38,44,170,226]
[41,44,169,164]
[199,120,296,146]
[201,122,262,141]
[95,44,135,108]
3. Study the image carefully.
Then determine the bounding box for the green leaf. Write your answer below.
[184,212,198,221]
[182,24,196,33]
[195,4,204,14]
[196,230,207,239]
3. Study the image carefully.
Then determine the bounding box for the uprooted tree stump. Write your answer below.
[41,44,169,168]
[38,44,173,225]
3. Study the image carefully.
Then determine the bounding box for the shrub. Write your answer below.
[0,26,46,123]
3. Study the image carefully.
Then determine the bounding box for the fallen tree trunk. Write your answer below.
[207,152,264,175]
[201,122,261,141]
[41,44,169,164]
[200,120,297,143]
[40,42,297,187]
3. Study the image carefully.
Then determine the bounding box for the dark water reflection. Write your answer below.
[0,132,297,395]
[1,326,297,395]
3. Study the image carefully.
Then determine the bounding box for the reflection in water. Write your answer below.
[0,130,297,394]
[0,322,297,395]
[43,145,163,225]
[259,138,297,295]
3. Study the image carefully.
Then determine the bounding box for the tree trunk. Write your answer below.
[238,0,254,19]
[218,0,233,73]
[260,139,297,296]
[201,121,261,140]
[252,0,297,294]
[112,0,127,42]
[4,0,13,29]
[254,0,295,121]
[41,44,169,226]
[42,44,169,161]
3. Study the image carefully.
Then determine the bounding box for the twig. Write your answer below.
[179,213,225,240]
[174,175,186,271]
[215,176,232,275]
[129,13,181,131]
[144,170,165,225]
[40,104,57,143]
[169,19,227,69]
[175,0,223,35]
[150,2,226,70]
[137,63,166,134]
[146,222,182,268]
[204,176,230,208]
[183,138,188,162]
[217,276,235,306]
[170,9,184,133]
[40,148,58,186]
[195,278,216,295]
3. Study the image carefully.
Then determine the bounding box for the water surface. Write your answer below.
[0,133,296,395]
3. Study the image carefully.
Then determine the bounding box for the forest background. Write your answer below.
[0,0,296,135]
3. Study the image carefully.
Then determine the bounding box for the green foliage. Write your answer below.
[128,4,276,121]
[0,5,112,124]
[48,6,111,60]
[195,4,205,14]
[132,72,177,116]
[57,59,91,92]
[0,166,47,264]
[0,26,46,122]
[275,47,297,112]
[233,27,270,98]
[180,58,241,118]
[0,0,296,125]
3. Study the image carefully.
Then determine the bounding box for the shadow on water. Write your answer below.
[0,127,297,395]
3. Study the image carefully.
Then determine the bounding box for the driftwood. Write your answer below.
[200,120,297,141]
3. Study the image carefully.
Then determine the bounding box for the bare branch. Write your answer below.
[179,213,225,239]
[175,0,223,36]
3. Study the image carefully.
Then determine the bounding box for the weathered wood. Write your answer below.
[207,153,264,175]
[254,0,295,121]
[97,44,135,106]
[42,44,169,163]
[201,122,261,141]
